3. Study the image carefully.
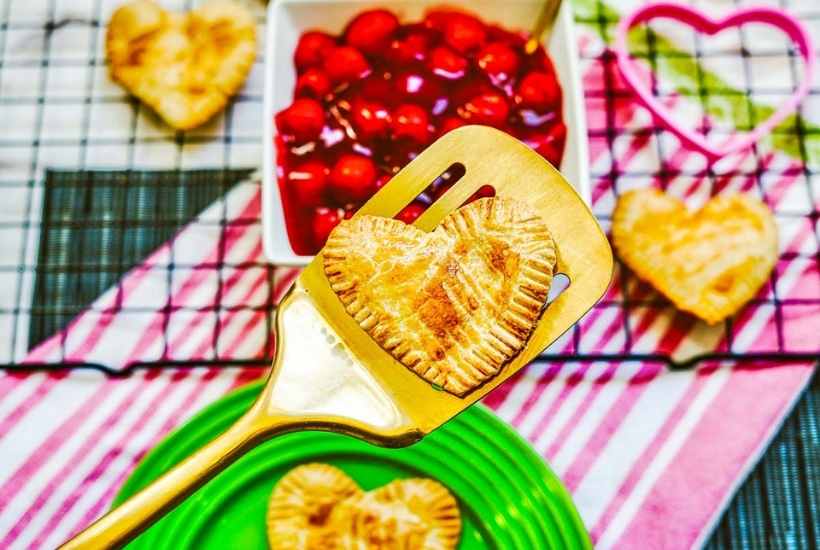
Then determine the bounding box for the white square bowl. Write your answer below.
[263,0,589,265]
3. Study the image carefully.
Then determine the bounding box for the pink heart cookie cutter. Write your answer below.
[614,2,815,163]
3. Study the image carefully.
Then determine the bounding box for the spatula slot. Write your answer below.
[546,273,571,305]
[430,162,466,192]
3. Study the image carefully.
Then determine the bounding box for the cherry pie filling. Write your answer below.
[275,8,566,255]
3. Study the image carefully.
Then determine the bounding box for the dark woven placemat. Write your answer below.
[29,169,253,350]
[705,371,819,549]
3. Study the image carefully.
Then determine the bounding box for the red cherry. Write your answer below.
[275,98,325,142]
[312,207,344,248]
[423,9,456,31]
[392,104,429,143]
[350,99,391,140]
[294,31,336,71]
[443,14,486,53]
[388,32,429,64]
[324,46,371,84]
[329,154,377,203]
[295,68,331,98]
[358,74,393,102]
[439,116,466,136]
[524,122,567,165]
[375,173,392,190]
[287,161,327,206]
[342,203,359,219]
[427,46,468,79]
[345,9,399,55]
[477,42,519,80]
[394,71,444,106]
[515,71,560,111]
[397,202,426,224]
[459,91,509,126]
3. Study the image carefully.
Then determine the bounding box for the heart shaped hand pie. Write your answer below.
[323,197,557,396]
[330,479,461,550]
[267,464,461,550]
[106,0,256,130]
[612,189,777,324]
[268,463,362,549]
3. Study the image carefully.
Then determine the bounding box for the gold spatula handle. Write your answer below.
[58,408,295,549]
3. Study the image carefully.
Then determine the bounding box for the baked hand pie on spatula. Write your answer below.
[324,198,557,396]
[61,126,612,549]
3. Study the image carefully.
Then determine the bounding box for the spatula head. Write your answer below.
[294,125,612,438]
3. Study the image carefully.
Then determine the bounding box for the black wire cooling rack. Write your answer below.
[0,0,818,375]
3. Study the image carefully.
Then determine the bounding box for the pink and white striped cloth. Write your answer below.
[1,42,818,550]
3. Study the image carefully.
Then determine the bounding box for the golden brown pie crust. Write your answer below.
[612,189,777,324]
[329,479,461,550]
[323,197,556,396]
[267,463,361,550]
[106,0,256,130]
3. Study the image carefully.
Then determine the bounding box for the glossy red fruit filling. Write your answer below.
[459,91,510,126]
[329,154,377,204]
[275,8,566,254]
[428,46,468,79]
[443,13,486,53]
[275,98,325,143]
[350,99,391,141]
[477,42,520,80]
[294,31,336,71]
[312,207,344,248]
[288,161,327,206]
[295,68,331,98]
[389,32,430,64]
[392,104,430,144]
[397,202,427,224]
[516,71,561,111]
[345,9,400,55]
[324,46,371,83]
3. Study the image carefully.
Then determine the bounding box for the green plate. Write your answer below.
[114,381,590,549]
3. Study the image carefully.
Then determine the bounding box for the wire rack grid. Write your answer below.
[0,0,817,375]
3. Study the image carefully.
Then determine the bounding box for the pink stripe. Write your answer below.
[71,191,261,363]
[613,363,812,549]
[761,160,802,204]
[0,376,129,512]
[122,196,261,363]
[30,370,217,549]
[13,266,298,545]
[184,265,297,361]
[544,149,774,481]
[561,317,693,492]
[0,370,176,548]
[502,281,637,420]
[58,268,299,540]
[589,369,711,540]
[219,269,300,359]
[0,371,30,397]
[31,237,177,363]
[0,198,263,511]
[167,242,265,358]
[64,262,164,361]
[0,373,66,438]
[544,316,693,466]
[186,270,269,360]
[525,304,671,446]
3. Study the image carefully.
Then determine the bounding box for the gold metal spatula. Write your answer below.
[61,125,613,549]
